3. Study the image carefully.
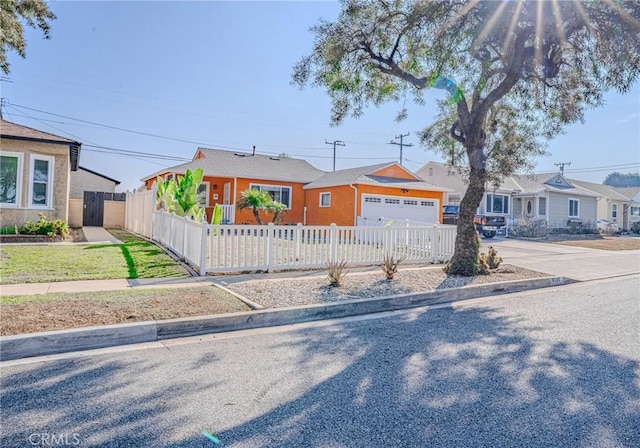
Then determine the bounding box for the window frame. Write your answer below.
[612,203,618,219]
[28,154,55,209]
[538,197,547,216]
[249,183,292,209]
[197,181,209,207]
[568,198,580,218]
[631,206,640,216]
[0,151,23,208]
[319,192,331,208]
[485,193,509,214]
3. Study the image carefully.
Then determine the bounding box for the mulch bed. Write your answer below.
[0,227,87,244]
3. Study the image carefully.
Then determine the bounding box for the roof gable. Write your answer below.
[369,164,419,180]
[1,119,79,144]
[543,173,573,189]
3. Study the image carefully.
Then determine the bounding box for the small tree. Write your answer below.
[293,0,640,275]
[266,200,287,224]
[237,188,271,225]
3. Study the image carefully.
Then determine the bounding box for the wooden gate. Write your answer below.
[83,191,105,226]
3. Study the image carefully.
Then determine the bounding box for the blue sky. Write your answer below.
[2,1,639,192]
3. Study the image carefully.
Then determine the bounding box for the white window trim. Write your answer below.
[319,192,331,207]
[28,154,55,209]
[0,151,23,208]
[198,181,210,207]
[612,203,618,219]
[568,198,580,218]
[249,183,292,209]
[486,193,510,214]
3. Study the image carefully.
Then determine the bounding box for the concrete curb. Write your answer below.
[0,276,571,361]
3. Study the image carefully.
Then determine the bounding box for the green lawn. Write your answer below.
[0,229,189,284]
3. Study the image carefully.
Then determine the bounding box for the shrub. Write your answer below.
[0,225,18,235]
[381,253,407,280]
[484,246,502,269]
[508,218,548,238]
[326,259,348,287]
[20,213,69,237]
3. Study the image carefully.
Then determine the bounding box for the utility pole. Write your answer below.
[555,161,571,175]
[325,139,345,172]
[388,133,414,166]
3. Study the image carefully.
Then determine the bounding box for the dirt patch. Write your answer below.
[0,286,250,336]
[553,237,640,251]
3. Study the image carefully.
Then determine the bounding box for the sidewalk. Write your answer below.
[82,226,122,244]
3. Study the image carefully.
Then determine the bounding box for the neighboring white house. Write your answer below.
[613,187,640,231]
[415,161,600,229]
[570,180,631,231]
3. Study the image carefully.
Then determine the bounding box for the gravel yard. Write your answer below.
[227,264,548,308]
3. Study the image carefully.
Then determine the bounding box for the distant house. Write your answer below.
[68,167,124,228]
[69,166,120,199]
[141,148,448,226]
[613,187,640,230]
[570,180,631,231]
[0,119,81,227]
[416,161,600,229]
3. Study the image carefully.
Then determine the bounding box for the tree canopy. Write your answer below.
[293,0,640,275]
[604,171,640,187]
[0,0,56,75]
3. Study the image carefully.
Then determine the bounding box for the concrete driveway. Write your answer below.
[482,236,640,281]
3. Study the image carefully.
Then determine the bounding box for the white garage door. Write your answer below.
[361,194,439,224]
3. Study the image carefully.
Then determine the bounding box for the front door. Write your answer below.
[83,191,105,226]
[223,182,231,205]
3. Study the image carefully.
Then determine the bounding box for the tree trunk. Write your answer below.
[253,209,263,225]
[446,145,487,276]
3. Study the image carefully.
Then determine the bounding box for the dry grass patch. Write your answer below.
[1,286,251,336]
[553,237,640,251]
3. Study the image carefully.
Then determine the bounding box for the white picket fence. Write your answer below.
[125,187,155,238]
[124,189,457,275]
[146,210,455,275]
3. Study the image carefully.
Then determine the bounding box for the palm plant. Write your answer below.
[266,200,287,224]
[237,188,271,225]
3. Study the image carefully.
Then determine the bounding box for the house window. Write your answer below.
[538,197,547,215]
[319,192,331,207]
[29,155,54,208]
[250,184,292,209]
[631,206,640,216]
[569,198,579,218]
[0,152,22,206]
[612,204,618,219]
[486,194,509,214]
[197,182,209,207]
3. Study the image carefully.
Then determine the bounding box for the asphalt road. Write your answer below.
[1,275,639,447]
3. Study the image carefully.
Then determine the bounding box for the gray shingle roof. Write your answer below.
[511,173,600,197]
[1,119,79,144]
[142,147,325,183]
[415,161,517,193]
[304,162,450,191]
[569,179,631,201]
[613,187,640,201]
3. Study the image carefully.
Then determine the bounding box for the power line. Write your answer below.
[555,161,571,175]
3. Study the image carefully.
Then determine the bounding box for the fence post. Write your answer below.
[295,223,302,262]
[182,216,188,260]
[329,223,337,263]
[266,222,274,272]
[199,220,207,276]
[432,223,439,263]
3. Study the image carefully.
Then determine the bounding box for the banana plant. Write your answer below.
[155,168,206,222]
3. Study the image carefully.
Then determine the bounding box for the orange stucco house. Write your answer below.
[142,148,449,226]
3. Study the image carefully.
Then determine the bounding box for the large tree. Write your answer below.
[293,0,640,275]
[604,171,640,187]
[0,0,55,75]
